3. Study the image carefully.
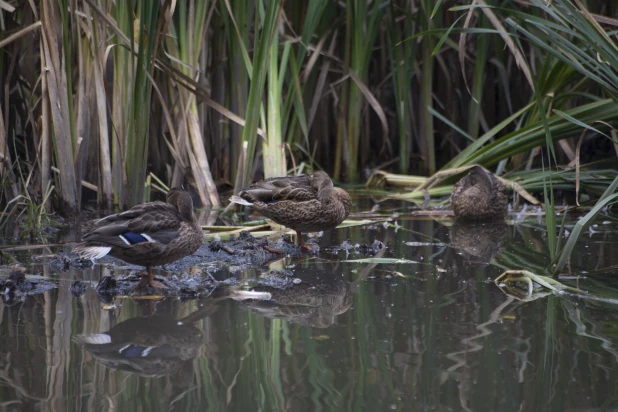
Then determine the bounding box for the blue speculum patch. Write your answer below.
[122,232,148,244]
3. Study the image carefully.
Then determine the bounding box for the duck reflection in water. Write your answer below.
[206,269,354,328]
[242,271,352,328]
[445,165,510,273]
[446,220,510,273]
[224,248,387,327]
[74,310,205,381]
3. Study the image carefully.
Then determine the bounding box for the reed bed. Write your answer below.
[0,0,615,216]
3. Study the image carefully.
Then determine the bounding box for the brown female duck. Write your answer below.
[230,171,352,251]
[75,188,203,289]
[451,166,508,220]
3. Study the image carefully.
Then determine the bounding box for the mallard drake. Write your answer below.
[75,188,203,289]
[230,171,352,251]
[451,166,508,220]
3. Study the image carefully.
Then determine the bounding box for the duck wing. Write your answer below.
[94,201,169,225]
[242,175,316,203]
[83,202,182,247]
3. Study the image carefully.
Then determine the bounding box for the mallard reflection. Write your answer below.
[446,220,510,271]
[245,274,351,328]
[74,314,204,378]
[214,270,353,328]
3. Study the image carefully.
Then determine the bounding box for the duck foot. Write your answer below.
[135,267,168,290]
[297,232,319,254]
[135,278,168,290]
[262,244,285,254]
[255,238,285,254]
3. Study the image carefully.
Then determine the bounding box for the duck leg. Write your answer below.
[262,244,285,254]
[296,231,313,252]
[136,266,167,290]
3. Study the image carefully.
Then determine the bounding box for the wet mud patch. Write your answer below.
[4,231,386,301]
[188,231,305,269]
[0,267,57,306]
[9,231,304,301]
[91,272,226,301]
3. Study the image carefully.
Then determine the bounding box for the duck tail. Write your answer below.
[74,245,112,261]
[229,195,253,207]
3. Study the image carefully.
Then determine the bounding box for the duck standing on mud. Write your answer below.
[450,166,508,220]
[230,171,352,251]
[74,188,203,289]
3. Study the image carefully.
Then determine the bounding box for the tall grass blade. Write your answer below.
[554,192,618,274]
[125,1,161,205]
[237,0,281,187]
[264,25,286,178]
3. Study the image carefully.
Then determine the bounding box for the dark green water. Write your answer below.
[1,204,618,411]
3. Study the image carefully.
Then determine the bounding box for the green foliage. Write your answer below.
[0,0,617,215]
[125,1,161,205]
[0,159,54,235]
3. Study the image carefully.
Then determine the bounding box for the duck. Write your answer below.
[74,188,203,289]
[450,165,508,220]
[230,171,352,251]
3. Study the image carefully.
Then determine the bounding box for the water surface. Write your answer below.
[1,202,618,411]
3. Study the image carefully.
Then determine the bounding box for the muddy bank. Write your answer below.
[1,231,387,302]
[66,231,305,298]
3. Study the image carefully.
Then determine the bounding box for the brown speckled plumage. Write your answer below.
[451,166,508,220]
[232,171,352,250]
[75,188,203,289]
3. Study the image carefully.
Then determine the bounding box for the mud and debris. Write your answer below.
[188,231,305,269]
[59,230,305,274]
[93,272,231,299]
[0,230,388,301]
[33,254,69,271]
[0,267,57,306]
[253,269,300,289]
